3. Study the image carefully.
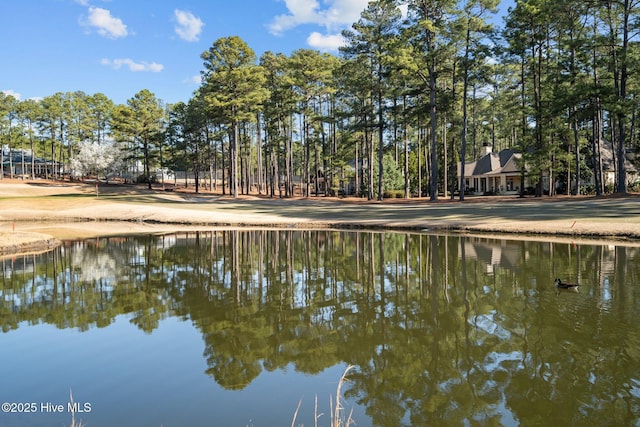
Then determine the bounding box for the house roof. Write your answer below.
[473,152,501,175]
[460,148,521,177]
[460,144,638,179]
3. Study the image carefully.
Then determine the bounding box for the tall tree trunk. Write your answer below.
[231,121,239,198]
[29,125,35,179]
[519,56,527,198]
[592,103,604,196]
[417,121,422,197]
[0,142,4,180]
[460,25,471,202]
[443,114,448,199]
[533,43,544,197]
[429,59,439,201]
[365,111,374,200]
[377,71,384,201]
[403,95,410,199]
[287,115,294,197]
[256,113,263,195]
[304,113,310,197]
[569,32,581,196]
[615,0,630,193]
[194,143,200,193]
[354,129,360,197]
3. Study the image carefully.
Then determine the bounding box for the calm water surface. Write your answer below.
[1,230,639,427]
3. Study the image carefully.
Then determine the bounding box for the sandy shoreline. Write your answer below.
[1,180,639,255]
[0,231,61,256]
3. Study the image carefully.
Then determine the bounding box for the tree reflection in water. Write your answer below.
[1,230,639,426]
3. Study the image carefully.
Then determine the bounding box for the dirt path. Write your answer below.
[1,180,639,255]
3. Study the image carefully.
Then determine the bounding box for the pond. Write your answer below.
[1,230,639,427]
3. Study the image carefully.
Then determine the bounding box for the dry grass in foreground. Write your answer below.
[67,389,85,427]
[291,365,356,427]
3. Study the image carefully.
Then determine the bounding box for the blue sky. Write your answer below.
[1,0,513,106]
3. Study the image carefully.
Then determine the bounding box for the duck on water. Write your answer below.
[554,278,579,289]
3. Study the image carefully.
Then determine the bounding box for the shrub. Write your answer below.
[383,190,404,198]
[136,174,157,184]
[582,185,596,195]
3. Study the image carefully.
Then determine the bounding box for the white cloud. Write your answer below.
[185,75,202,85]
[84,7,128,38]
[174,9,204,42]
[101,58,164,73]
[269,0,369,35]
[307,32,345,51]
[0,90,40,102]
[1,89,22,100]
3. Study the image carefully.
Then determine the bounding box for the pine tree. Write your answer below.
[341,0,402,200]
[200,36,268,198]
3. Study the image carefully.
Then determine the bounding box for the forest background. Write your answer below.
[1,0,639,203]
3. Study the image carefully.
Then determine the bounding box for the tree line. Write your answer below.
[1,0,639,199]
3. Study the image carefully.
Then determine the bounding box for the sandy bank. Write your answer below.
[1,180,639,255]
[0,231,61,256]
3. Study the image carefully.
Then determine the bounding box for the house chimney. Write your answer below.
[482,143,492,155]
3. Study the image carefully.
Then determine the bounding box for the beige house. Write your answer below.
[458,145,526,195]
[459,142,638,196]
[599,144,639,188]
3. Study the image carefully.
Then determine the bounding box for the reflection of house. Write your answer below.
[458,144,527,195]
[461,237,522,274]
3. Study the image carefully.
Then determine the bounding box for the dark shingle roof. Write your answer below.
[463,149,521,176]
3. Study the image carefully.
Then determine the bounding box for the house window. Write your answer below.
[507,178,514,191]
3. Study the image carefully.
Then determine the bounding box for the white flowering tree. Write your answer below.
[70,140,123,182]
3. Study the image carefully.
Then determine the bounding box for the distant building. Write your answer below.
[458,144,528,195]
[1,148,61,177]
[459,142,639,196]
[599,143,639,188]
